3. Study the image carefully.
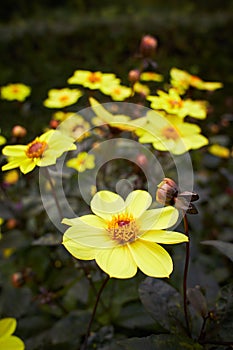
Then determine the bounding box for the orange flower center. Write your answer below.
[107,213,139,244]
[168,99,183,108]
[162,126,180,140]
[26,139,48,158]
[59,95,69,102]
[11,86,20,94]
[88,72,102,83]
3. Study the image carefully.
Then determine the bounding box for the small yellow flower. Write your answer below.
[90,97,147,131]
[62,190,188,279]
[53,111,77,122]
[58,114,91,141]
[0,135,6,146]
[66,152,95,172]
[1,83,31,102]
[170,68,223,94]
[100,84,132,101]
[136,111,208,155]
[68,70,119,90]
[208,144,230,158]
[2,130,76,174]
[140,72,163,82]
[133,82,150,96]
[147,88,207,119]
[43,88,83,108]
[0,318,24,350]
[3,170,19,185]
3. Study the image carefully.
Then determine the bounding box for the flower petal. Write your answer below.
[63,222,117,248]
[2,145,26,156]
[125,190,152,218]
[140,229,188,244]
[19,159,36,174]
[62,237,96,260]
[0,336,25,350]
[128,240,173,277]
[0,318,16,338]
[62,215,106,229]
[95,245,137,278]
[139,206,178,231]
[90,191,125,220]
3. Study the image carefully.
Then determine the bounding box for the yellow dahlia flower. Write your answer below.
[147,88,207,119]
[136,111,208,155]
[1,83,31,102]
[66,152,95,172]
[68,70,119,90]
[2,130,76,174]
[62,190,188,279]
[0,318,24,350]
[43,88,83,108]
[170,67,223,94]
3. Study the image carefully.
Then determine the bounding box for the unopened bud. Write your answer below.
[156,178,178,206]
[139,35,158,57]
[12,125,27,138]
[11,272,24,288]
[128,69,140,84]
[49,119,59,129]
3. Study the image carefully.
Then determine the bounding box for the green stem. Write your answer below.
[183,212,191,338]
[81,275,110,350]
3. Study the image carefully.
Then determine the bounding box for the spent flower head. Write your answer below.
[62,190,188,279]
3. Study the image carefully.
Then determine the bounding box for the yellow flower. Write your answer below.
[0,135,6,146]
[136,111,208,155]
[0,318,24,350]
[2,130,76,174]
[66,152,95,172]
[53,111,77,122]
[58,114,91,141]
[133,82,150,96]
[140,72,163,82]
[1,83,31,102]
[43,88,83,108]
[62,190,188,279]
[170,68,223,94]
[208,144,230,158]
[100,84,132,101]
[0,218,3,226]
[68,70,119,90]
[90,97,147,131]
[147,88,207,119]
[3,170,19,185]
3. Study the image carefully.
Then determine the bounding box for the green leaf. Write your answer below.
[139,277,185,332]
[201,240,233,262]
[115,334,204,350]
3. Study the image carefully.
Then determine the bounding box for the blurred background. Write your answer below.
[0,0,233,135]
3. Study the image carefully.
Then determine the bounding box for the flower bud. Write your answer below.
[11,272,24,288]
[156,178,179,206]
[128,69,140,84]
[12,125,27,138]
[139,35,158,57]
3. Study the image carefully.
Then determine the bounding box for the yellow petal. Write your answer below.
[19,159,36,174]
[2,145,26,156]
[0,318,16,338]
[140,229,188,244]
[128,240,173,277]
[62,238,96,260]
[139,206,178,230]
[125,190,152,218]
[95,246,137,278]
[90,191,125,220]
[2,159,24,171]
[63,223,116,248]
[89,97,113,122]
[62,214,106,228]
[0,336,25,350]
